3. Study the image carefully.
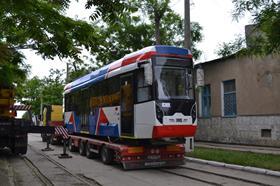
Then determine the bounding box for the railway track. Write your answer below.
[19,136,280,186]
[21,156,54,186]
[22,145,101,186]
[24,145,276,186]
[159,166,271,186]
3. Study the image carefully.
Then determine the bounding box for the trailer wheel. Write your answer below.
[68,138,77,152]
[100,146,113,164]
[86,142,94,159]
[79,140,86,156]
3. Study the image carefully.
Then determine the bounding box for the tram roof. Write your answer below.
[64,45,191,94]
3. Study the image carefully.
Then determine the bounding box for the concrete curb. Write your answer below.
[185,157,280,177]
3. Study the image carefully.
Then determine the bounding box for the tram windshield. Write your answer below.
[153,56,193,100]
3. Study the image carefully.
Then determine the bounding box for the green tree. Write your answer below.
[216,36,245,57]
[0,48,29,87]
[17,69,65,115]
[0,0,102,88]
[94,1,203,64]
[41,69,65,107]
[0,0,99,60]
[134,0,171,45]
[67,62,95,83]
[217,0,279,57]
[17,76,43,115]
[85,0,135,22]
[233,0,279,54]
[95,14,153,65]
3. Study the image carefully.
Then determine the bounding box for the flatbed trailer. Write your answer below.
[68,134,186,169]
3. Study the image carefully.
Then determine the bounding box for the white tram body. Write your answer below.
[64,45,197,140]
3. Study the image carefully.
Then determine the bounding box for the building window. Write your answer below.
[223,79,237,117]
[201,84,211,117]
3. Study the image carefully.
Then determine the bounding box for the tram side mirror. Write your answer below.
[144,63,153,85]
[196,66,204,87]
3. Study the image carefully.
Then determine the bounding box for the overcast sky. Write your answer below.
[23,0,252,78]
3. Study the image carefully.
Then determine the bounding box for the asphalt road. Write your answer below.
[0,134,280,186]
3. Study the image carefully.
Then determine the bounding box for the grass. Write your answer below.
[187,147,280,171]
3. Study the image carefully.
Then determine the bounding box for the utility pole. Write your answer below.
[184,0,191,49]
[66,62,69,83]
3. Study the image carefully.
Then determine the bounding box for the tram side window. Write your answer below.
[75,91,82,114]
[89,77,120,108]
[107,77,120,106]
[80,88,90,130]
[66,93,76,112]
[137,69,152,103]
[64,95,69,111]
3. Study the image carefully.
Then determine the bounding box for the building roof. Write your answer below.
[195,53,238,67]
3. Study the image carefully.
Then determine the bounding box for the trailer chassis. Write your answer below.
[68,134,186,169]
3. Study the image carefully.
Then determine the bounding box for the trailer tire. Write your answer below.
[79,140,86,156]
[68,138,77,152]
[86,142,94,159]
[100,146,113,164]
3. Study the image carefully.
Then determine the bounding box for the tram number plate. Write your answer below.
[147,155,161,160]
[144,161,166,167]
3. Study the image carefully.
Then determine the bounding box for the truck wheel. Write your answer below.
[41,133,47,142]
[100,146,113,164]
[79,140,86,156]
[18,145,27,155]
[20,134,28,155]
[42,136,47,142]
[50,135,56,145]
[11,146,16,154]
[68,138,77,152]
[86,142,94,159]
[11,134,28,155]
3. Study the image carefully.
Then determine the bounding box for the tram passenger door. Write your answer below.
[120,74,134,137]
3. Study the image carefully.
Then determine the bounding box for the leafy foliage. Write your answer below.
[0,0,99,60]
[17,69,64,115]
[133,0,171,44]
[66,60,96,82]
[16,76,43,115]
[0,47,29,87]
[0,0,102,88]
[95,14,153,65]
[229,0,280,55]
[86,0,136,22]
[216,36,245,57]
[93,0,203,64]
